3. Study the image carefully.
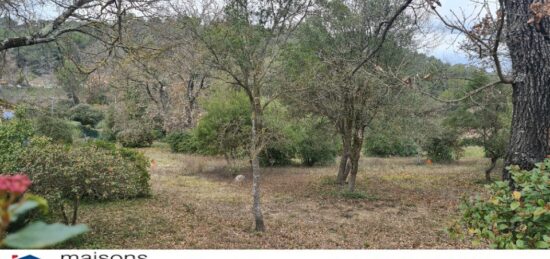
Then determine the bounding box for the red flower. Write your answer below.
[0,174,31,194]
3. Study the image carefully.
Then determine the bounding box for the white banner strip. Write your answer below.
[1,250,549,259]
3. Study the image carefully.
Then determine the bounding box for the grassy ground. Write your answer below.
[66,144,496,249]
[463,146,486,158]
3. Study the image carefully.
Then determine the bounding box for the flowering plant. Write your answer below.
[0,174,88,248]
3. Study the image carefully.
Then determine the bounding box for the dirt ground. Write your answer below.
[69,144,492,249]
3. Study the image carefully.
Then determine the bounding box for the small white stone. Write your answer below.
[234,174,245,182]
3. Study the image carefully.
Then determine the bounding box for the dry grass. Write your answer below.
[65,145,496,249]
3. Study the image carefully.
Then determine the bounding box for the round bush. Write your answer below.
[33,116,75,144]
[364,135,418,157]
[165,131,197,153]
[17,137,150,203]
[117,128,154,148]
[68,104,104,127]
[191,89,251,156]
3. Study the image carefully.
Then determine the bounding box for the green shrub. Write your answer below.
[296,136,336,166]
[167,88,335,167]
[98,124,116,141]
[165,131,197,153]
[164,88,259,160]
[86,140,151,197]
[292,117,337,166]
[33,116,74,144]
[364,134,418,157]
[259,146,293,167]
[97,107,117,141]
[116,127,154,148]
[52,99,75,118]
[450,161,550,249]
[80,124,99,138]
[152,128,166,140]
[16,137,150,224]
[68,104,104,127]
[340,190,369,199]
[424,134,462,163]
[0,118,33,172]
[257,103,296,166]
[192,89,251,157]
[64,121,83,140]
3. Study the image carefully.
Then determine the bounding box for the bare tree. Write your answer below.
[175,0,310,231]
[0,0,160,51]
[99,15,210,132]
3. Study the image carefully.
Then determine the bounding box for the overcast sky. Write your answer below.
[424,0,497,65]
[35,0,490,65]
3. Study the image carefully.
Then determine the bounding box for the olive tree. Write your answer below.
[283,0,417,192]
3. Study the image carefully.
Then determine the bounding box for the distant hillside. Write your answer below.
[0,19,95,88]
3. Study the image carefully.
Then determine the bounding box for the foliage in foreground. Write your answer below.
[0,115,34,173]
[0,174,88,248]
[450,160,550,249]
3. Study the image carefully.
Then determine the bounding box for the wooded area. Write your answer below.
[0,0,548,249]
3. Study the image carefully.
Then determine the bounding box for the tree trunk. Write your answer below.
[250,102,265,232]
[184,74,206,128]
[485,157,498,182]
[159,85,170,114]
[71,196,80,225]
[336,154,347,184]
[61,203,69,225]
[70,89,80,105]
[502,0,550,184]
[336,130,352,185]
[348,126,365,192]
[348,156,359,192]
[184,104,193,128]
[343,159,351,183]
[184,77,198,128]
